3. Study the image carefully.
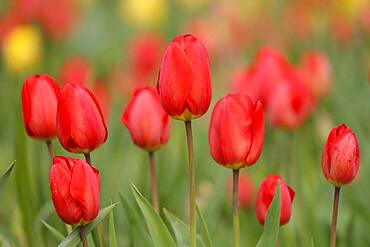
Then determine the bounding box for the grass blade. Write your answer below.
[41,219,64,241]
[108,209,118,247]
[0,161,15,201]
[196,205,212,247]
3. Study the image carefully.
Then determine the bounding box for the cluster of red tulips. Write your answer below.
[21,34,360,247]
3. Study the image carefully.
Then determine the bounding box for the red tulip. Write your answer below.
[256,175,295,226]
[92,81,111,121]
[121,87,169,151]
[59,56,93,86]
[50,156,100,225]
[227,172,255,209]
[21,74,60,140]
[56,83,107,154]
[208,93,264,169]
[157,34,212,121]
[321,124,360,186]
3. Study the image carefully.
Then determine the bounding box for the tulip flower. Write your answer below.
[56,83,107,155]
[227,172,255,209]
[59,56,93,86]
[157,33,212,247]
[255,175,295,226]
[209,93,264,247]
[321,124,360,247]
[92,81,111,121]
[50,156,100,225]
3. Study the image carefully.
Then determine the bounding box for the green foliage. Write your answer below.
[108,209,118,247]
[0,161,15,201]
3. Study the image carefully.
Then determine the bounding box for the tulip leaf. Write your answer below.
[163,208,206,247]
[196,205,213,247]
[41,219,65,241]
[108,209,118,247]
[58,203,118,247]
[0,161,15,201]
[256,183,281,247]
[130,183,176,247]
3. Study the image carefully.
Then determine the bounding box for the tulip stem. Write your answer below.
[232,169,240,247]
[330,187,341,247]
[80,226,88,247]
[84,153,91,166]
[148,151,159,212]
[46,140,54,160]
[185,121,196,247]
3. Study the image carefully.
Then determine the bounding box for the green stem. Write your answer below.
[185,121,196,247]
[84,153,91,166]
[80,226,88,247]
[46,140,54,160]
[330,187,341,247]
[232,169,240,247]
[148,151,159,212]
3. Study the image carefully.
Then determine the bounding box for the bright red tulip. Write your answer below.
[256,175,295,226]
[50,156,100,225]
[56,83,107,154]
[321,124,360,186]
[121,87,169,151]
[21,74,60,140]
[157,34,212,121]
[208,93,264,169]
[228,172,255,209]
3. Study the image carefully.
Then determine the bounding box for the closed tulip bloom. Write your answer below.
[57,83,107,154]
[157,34,212,121]
[121,87,170,151]
[50,156,100,225]
[21,74,60,140]
[209,93,264,169]
[321,124,360,186]
[256,175,295,226]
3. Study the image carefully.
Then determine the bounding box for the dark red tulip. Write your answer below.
[228,172,255,209]
[21,74,60,140]
[50,156,100,225]
[157,34,212,121]
[56,83,107,154]
[208,93,264,169]
[321,124,360,186]
[121,87,169,151]
[256,175,295,226]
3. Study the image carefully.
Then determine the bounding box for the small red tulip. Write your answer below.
[57,83,107,154]
[321,124,360,186]
[59,56,93,86]
[227,172,255,209]
[256,175,295,226]
[21,74,60,140]
[208,93,264,169]
[121,87,169,151]
[50,156,100,225]
[92,81,111,121]
[157,34,212,121]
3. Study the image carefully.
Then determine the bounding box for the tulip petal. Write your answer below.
[246,100,264,165]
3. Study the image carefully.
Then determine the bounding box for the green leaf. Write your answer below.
[0,161,15,201]
[256,183,281,247]
[196,205,213,247]
[58,203,118,247]
[130,183,176,247]
[163,208,206,247]
[108,209,118,247]
[41,219,64,241]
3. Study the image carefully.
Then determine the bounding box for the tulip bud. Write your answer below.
[321,124,360,186]
[157,34,212,121]
[56,83,107,154]
[255,175,295,226]
[227,172,255,209]
[21,74,60,140]
[121,87,169,151]
[208,93,264,169]
[50,156,100,225]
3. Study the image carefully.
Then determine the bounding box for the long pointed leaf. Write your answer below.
[41,219,65,241]
[196,205,212,247]
[108,210,118,247]
[0,161,15,201]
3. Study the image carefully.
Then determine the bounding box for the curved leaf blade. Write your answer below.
[41,219,65,241]
[108,210,118,247]
[0,161,15,201]
[196,205,212,247]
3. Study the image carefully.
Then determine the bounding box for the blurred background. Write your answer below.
[0,0,370,246]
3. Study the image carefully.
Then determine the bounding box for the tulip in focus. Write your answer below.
[50,156,100,225]
[209,93,264,169]
[121,87,170,151]
[255,175,295,226]
[21,74,60,140]
[227,172,255,209]
[157,34,212,121]
[57,83,107,154]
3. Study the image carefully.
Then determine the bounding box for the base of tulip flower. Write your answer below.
[330,186,341,247]
[80,225,88,247]
[232,169,240,247]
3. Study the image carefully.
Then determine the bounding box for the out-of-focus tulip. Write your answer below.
[208,93,264,169]
[321,124,360,186]
[50,156,100,225]
[59,56,93,86]
[299,51,332,98]
[121,87,169,151]
[255,175,295,226]
[2,25,41,73]
[227,172,255,209]
[57,83,107,154]
[22,74,60,140]
[157,34,212,121]
[92,81,111,121]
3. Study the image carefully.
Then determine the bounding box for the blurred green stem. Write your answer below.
[185,121,196,247]
[148,151,159,212]
[330,187,341,247]
[84,153,91,166]
[80,226,88,247]
[46,140,54,160]
[232,169,240,247]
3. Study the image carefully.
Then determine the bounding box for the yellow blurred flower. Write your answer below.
[177,0,208,11]
[120,0,168,29]
[2,25,42,73]
[335,0,368,20]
